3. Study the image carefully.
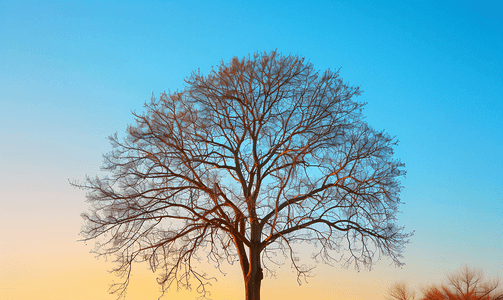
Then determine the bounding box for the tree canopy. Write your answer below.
[75,50,411,300]
[421,266,503,300]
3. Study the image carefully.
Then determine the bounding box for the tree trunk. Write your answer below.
[245,213,263,300]
[245,245,263,300]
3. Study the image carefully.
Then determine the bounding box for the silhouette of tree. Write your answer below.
[421,266,503,300]
[387,282,416,300]
[74,51,411,300]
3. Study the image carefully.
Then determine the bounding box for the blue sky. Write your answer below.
[1,1,502,299]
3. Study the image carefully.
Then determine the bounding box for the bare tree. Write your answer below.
[421,285,456,300]
[421,266,503,300]
[387,282,416,300]
[74,51,411,300]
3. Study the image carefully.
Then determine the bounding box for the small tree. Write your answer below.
[421,266,503,300]
[74,51,411,300]
[387,282,416,300]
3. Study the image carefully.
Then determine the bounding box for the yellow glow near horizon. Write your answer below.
[1,243,404,300]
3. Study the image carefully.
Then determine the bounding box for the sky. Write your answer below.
[1,0,502,299]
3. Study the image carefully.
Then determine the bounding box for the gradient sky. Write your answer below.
[1,1,502,299]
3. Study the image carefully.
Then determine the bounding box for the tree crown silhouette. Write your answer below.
[75,50,411,300]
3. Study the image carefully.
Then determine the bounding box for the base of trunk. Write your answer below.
[245,267,263,300]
